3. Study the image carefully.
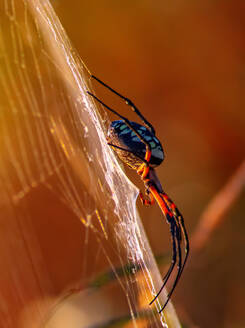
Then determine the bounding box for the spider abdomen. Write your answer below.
[107,120,164,170]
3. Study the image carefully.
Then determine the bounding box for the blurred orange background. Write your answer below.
[53,1,245,327]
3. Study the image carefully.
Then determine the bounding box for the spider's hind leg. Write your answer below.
[90,75,155,134]
[87,91,152,159]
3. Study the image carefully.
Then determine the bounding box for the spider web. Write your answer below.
[0,1,181,327]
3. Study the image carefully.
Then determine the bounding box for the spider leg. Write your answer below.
[156,192,189,313]
[158,218,182,313]
[147,186,187,312]
[90,75,155,134]
[178,214,189,275]
[87,90,153,180]
[87,92,151,154]
[161,193,189,278]
[139,188,155,206]
[137,160,150,179]
[149,219,177,305]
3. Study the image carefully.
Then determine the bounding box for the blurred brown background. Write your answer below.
[53,1,245,327]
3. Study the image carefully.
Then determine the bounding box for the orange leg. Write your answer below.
[137,148,152,179]
[147,185,185,313]
[139,190,155,206]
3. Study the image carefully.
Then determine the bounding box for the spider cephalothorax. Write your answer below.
[87,75,189,314]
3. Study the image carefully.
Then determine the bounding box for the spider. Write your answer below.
[87,75,189,314]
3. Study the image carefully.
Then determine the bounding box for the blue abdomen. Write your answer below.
[107,120,164,169]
